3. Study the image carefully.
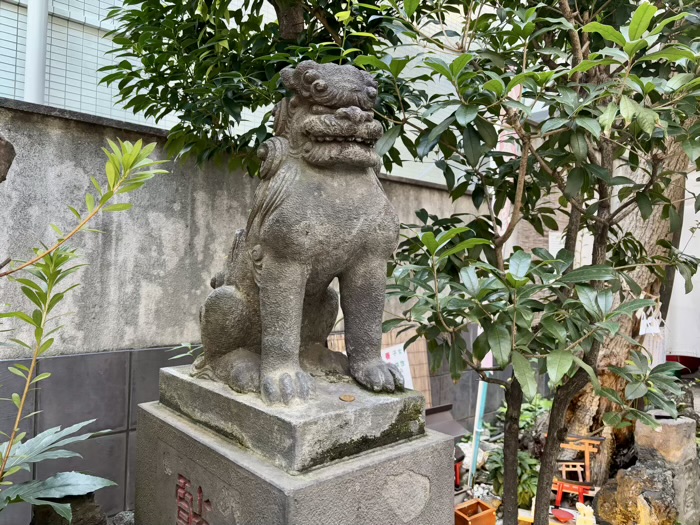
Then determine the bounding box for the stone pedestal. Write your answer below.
[135,366,453,525]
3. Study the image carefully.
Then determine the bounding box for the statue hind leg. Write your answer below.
[196,280,263,393]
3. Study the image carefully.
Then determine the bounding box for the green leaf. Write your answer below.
[376,125,403,157]
[565,167,586,197]
[8,367,26,379]
[596,289,614,316]
[667,73,695,92]
[67,206,81,220]
[424,57,452,79]
[435,227,470,248]
[0,311,37,326]
[625,382,648,400]
[420,232,438,254]
[0,472,115,512]
[483,78,505,97]
[472,332,490,362]
[599,103,618,135]
[669,205,682,233]
[508,250,531,279]
[650,361,686,375]
[463,126,482,168]
[583,22,626,47]
[382,318,406,333]
[455,105,478,127]
[450,54,473,77]
[570,130,588,163]
[31,372,51,384]
[638,47,695,63]
[628,2,658,40]
[547,350,573,385]
[354,56,390,72]
[570,58,620,75]
[637,108,658,135]
[50,224,64,238]
[103,203,133,213]
[686,138,700,163]
[572,355,600,390]
[459,266,479,296]
[636,193,652,220]
[620,96,637,125]
[541,317,566,343]
[575,118,602,139]
[11,393,21,409]
[576,285,602,319]
[596,321,620,337]
[488,324,511,368]
[512,352,537,401]
[602,411,623,427]
[85,193,95,213]
[474,117,498,148]
[559,265,616,283]
[437,238,491,259]
[648,13,690,36]
[404,0,419,17]
[541,118,569,135]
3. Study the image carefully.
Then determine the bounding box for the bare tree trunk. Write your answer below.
[567,138,691,484]
[502,379,523,525]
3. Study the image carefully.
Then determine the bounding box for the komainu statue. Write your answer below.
[195,61,404,405]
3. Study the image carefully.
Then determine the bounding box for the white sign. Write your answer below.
[381,344,414,390]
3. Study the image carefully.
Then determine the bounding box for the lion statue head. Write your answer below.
[260,61,383,171]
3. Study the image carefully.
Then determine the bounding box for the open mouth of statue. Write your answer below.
[307,134,377,148]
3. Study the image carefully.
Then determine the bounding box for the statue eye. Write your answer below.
[303,70,320,83]
[312,80,328,93]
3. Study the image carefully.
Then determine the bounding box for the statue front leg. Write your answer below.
[340,257,404,392]
[259,256,315,404]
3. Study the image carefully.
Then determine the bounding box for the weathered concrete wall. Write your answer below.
[0,101,472,359]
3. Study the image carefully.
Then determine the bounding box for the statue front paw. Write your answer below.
[350,359,405,393]
[261,368,316,405]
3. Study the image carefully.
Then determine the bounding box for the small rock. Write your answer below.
[108,511,134,525]
[457,442,488,471]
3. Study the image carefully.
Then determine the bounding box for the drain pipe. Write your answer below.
[24,0,49,104]
[468,348,493,488]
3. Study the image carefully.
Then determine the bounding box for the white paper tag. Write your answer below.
[645,316,661,335]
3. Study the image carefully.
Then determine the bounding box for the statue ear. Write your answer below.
[280,67,296,91]
[273,99,289,136]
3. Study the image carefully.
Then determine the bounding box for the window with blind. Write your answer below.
[0,1,27,100]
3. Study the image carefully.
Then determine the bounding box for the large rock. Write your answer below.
[594,463,678,525]
[635,413,700,525]
[31,493,107,525]
[635,413,696,465]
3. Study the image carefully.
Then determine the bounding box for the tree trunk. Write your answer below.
[567,138,691,484]
[266,0,306,40]
[502,379,523,525]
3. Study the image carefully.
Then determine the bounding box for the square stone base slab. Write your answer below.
[159,366,425,473]
[135,401,453,525]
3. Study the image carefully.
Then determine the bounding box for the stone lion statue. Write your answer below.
[195,60,404,405]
